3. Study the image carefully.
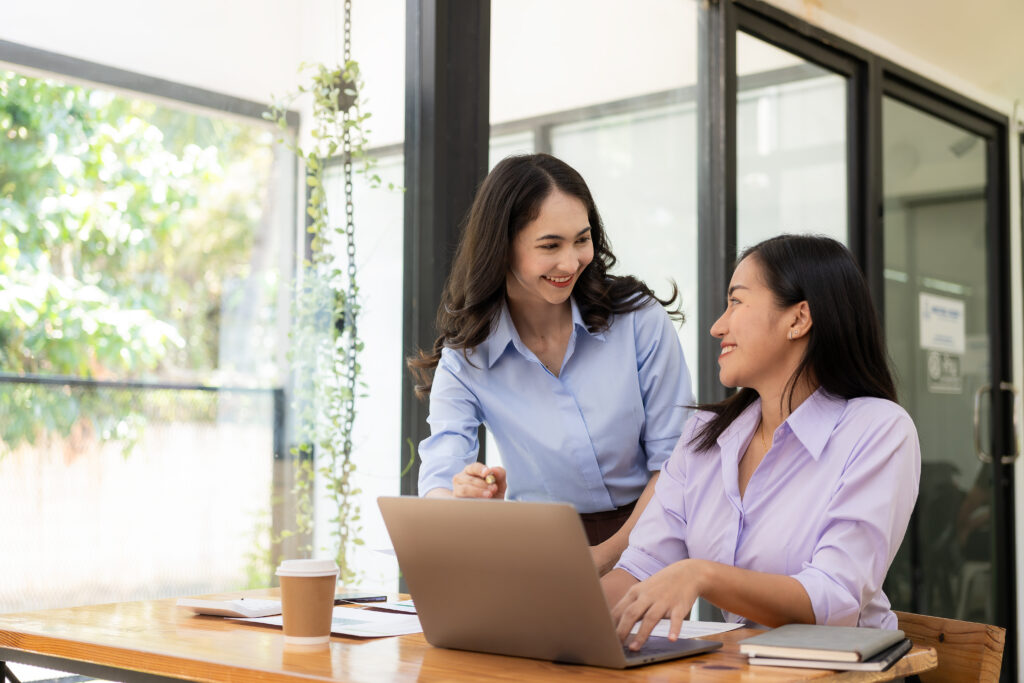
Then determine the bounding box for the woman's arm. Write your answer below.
[417,354,488,497]
[610,560,813,649]
[633,304,695,471]
[591,472,659,574]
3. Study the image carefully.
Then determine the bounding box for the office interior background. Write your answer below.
[1,0,1022,680]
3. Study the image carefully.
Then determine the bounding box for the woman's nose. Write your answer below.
[558,250,579,273]
[710,311,727,338]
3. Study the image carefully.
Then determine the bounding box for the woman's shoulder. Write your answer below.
[681,409,718,441]
[841,395,912,418]
[604,293,670,331]
[837,395,916,432]
[437,345,484,375]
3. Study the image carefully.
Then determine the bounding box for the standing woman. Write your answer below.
[603,234,921,648]
[409,153,694,573]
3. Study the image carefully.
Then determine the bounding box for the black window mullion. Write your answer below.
[697,0,737,406]
[401,0,491,496]
[733,5,857,78]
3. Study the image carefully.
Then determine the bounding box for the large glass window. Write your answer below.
[489,0,700,394]
[736,32,848,250]
[0,68,291,611]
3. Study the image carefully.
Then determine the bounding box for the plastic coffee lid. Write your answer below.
[275,559,340,577]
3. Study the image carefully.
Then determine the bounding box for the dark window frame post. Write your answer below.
[401,0,491,496]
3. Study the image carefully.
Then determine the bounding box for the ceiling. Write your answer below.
[773,0,1024,115]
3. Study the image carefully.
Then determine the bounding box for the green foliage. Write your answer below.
[0,70,277,451]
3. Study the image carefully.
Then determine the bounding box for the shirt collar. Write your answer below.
[717,388,845,461]
[485,297,604,368]
[785,388,845,459]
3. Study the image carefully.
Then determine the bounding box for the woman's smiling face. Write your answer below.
[710,255,805,393]
[506,189,594,308]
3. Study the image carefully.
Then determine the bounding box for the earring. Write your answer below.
[787,331,794,341]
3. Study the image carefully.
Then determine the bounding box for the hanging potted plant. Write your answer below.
[262,9,382,583]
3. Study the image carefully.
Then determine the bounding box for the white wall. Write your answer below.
[0,1,405,146]
[0,0,301,105]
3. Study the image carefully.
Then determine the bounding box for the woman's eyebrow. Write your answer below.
[727,284,749,296]
[534,226,592,241]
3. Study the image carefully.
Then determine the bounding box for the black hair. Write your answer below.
[691,234,896,452]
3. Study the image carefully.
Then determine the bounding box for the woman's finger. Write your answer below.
[628,605,665,651]
[667,604,689,642]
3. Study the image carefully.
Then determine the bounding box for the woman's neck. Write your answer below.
[505,292,572,340]
[758,376,818,435]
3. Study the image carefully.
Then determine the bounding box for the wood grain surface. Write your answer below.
[0,589,936,682]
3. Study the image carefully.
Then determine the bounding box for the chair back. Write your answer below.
[895,610,1005,683]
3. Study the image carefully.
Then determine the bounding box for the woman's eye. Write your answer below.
[539,243,558,250]
[729,297,741,306]
[576,236,591,244]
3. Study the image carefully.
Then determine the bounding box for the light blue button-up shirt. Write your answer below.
[417,297,693,513]
[617,389,921,628]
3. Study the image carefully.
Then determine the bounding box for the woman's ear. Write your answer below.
[788,301,812,341]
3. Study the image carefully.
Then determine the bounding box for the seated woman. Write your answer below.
[602,234,921,649]
[409,153,694,573]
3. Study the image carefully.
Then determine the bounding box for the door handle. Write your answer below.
[1000,382,1020,464]
[974,382,1020,464]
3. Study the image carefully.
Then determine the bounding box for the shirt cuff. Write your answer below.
[792,565,860,626]
[614,545,668,581]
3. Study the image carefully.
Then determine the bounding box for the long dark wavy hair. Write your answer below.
[408,153,681,398]
[690,234,897,452]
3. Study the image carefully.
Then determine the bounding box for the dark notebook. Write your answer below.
[739,624,906,662]
[748,638,913,672]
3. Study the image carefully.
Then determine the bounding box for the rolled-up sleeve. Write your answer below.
[416,352,484,496]
[792,411,921,625]
[634,303,694,472]
[616,420,696,579]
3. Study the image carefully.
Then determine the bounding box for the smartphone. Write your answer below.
[334,591,387,603]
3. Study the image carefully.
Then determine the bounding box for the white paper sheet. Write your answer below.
[234,605,423,637]
[630,619,744,638]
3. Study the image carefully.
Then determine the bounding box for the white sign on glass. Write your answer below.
[919,293,966,354]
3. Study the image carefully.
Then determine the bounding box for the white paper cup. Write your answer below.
[276,559,339,645]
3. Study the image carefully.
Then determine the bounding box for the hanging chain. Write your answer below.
[340,0,357,470]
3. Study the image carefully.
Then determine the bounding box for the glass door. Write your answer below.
[881,93,1016,677]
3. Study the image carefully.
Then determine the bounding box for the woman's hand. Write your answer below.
[611,559,710,650]
[451,462,507,499]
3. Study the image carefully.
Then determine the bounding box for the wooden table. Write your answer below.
[0,590,937,682]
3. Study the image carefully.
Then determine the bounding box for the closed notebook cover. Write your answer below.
[748,638,913,671]
[738,624,906,662]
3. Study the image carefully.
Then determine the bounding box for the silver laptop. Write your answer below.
[377,496,721,668]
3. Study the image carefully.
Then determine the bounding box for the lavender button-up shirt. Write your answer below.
[616,389,920,629]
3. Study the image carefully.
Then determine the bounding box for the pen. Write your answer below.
[485,473,496,485]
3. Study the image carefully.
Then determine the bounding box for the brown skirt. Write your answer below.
[579,499,637,546]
